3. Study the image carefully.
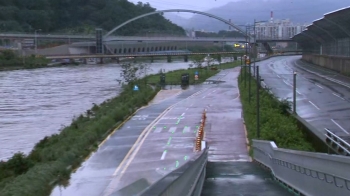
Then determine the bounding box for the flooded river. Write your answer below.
[0,60,204,161]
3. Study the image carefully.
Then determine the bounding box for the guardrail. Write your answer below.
[45,51,243,59]
[325,128,350,156]
[253,139,350,196]
[139,147,208,196]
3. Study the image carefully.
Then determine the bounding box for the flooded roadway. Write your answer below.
[0,60,203,161]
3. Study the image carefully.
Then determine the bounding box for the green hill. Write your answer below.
[0,0,185,36]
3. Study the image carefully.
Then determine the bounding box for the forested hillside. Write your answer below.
[0,0,185,35]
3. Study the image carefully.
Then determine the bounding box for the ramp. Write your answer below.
[201,162,293,196]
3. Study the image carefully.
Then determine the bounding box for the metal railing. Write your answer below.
[139,146,208,196]
[325,128,350,156]
[253,139,350,196]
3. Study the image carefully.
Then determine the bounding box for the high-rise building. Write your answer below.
[255,12,307,40]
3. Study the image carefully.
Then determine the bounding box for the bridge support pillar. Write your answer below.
[167,55,172,63]
[99,57,104,64]
[151,56,154,63]
[83,58,87,64]
[116,58,120,64]
[184,55,188,62]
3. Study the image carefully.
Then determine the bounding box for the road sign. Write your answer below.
[133,85,139,91]
[195,71,199,75]
[195,75,199,80]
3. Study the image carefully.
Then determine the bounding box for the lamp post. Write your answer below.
[34,29,41,56]
[253,20,268,77]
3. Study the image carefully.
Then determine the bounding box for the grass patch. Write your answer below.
[238,69,316,154]
[146,61,241,85]
[0,82,160,196]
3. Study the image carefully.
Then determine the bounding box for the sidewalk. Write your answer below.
[104,67,252,195]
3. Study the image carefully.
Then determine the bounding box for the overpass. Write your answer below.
[45,51,242,59]
[0,33,292,43]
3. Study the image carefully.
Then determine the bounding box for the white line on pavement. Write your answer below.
[331,119,349,134]
[154,127,163,133]
[296,90,302,95]
[277,75,281,78]
[181,113,185,116]
[160,150,167,160]
[315,84,324,89]
[309,101,320,110]
[202,96,206,98]
[169,127,177,133]
[185,108,189,111]
[332,93,345,100]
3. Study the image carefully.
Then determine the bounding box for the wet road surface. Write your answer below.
[256,56,350,140]
[50,83,211,196]
[52,68,291,196]
[201,162,293,196]
[0,60,204,161]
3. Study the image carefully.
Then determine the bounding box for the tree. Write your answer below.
[137,63,152,84]
[190,54,205,70]
[120,63,139,85]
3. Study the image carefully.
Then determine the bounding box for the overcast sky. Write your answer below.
[128,0,240,17]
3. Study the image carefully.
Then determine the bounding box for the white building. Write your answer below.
[255,18,307,40]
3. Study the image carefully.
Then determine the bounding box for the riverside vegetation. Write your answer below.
[0,58,241,195]
[238,68,315,152]
[0,50,49,71]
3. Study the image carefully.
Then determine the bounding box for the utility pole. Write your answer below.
[256,66,260,139]
[34,29,41,56]
[244,26,248,88]
[248,25,251,104]
[253,19,256,77]
[293,72,297,114]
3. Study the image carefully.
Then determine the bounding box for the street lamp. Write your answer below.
[34,29,41,56]
[253,20,268,77]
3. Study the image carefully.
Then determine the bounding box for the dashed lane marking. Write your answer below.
[309,101,320,110]
[331,119,349,134]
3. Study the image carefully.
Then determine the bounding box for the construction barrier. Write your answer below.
[195,109,207,151]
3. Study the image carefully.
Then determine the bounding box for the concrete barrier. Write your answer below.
[302,54,350,75]
[253,140,350,196]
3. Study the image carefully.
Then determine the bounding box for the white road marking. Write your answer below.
[185,108,189,111]
[202,96,206,98]
[277,75,281,78]
[332,93,345,100]
[169,127,177,133]
[213,90,217,92]
[154,127,163,133]
[190,104,193,106]
[315,84,324,89]
[160,150,167,160]
[183,126,191,133]
[309,101,320,110]
[331,119,349,134]
[181,113,185,116]
[296,90,302,95]
[283,79,292,88]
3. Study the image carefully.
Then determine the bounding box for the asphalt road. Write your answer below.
[256,55,350,140]
[50,72,231,196]
[51,67,293,196]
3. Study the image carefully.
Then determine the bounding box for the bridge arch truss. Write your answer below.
[104,9,250,39]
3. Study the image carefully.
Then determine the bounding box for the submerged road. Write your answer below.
[256,56,350,140]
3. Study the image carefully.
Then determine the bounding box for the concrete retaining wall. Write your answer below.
[302,54,350,75]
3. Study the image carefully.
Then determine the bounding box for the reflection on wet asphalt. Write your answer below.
[257,55,350,139]
[0,60,214,161]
